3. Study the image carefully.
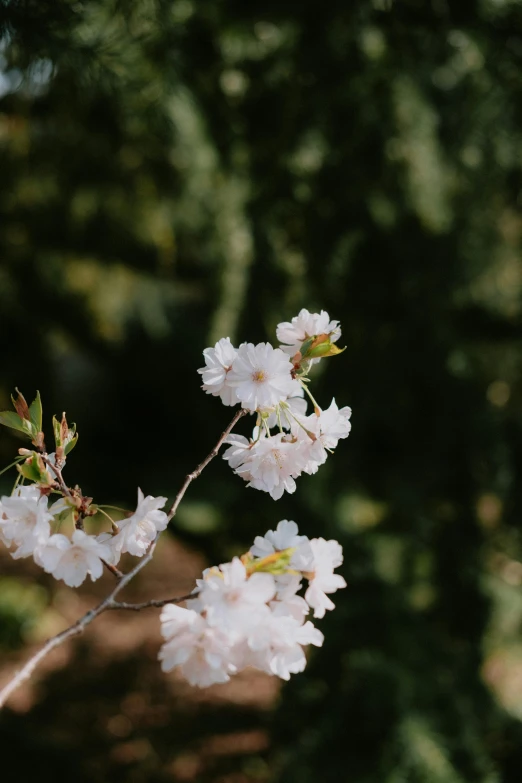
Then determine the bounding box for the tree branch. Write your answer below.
[0,540,156,709]
[106,592,197,611]
[0,408,247,710]
[41,455,73,501]
[101,559,124,580]
[166,407,247,521]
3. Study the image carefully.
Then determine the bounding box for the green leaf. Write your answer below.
[0,411,32,437]
[307,341,346,359]
[17,453,52,485]
[64,433,78,455]
[52,414,61,447]
[299,336,316,357]
[18,455,41,482]
[29,391,43,432]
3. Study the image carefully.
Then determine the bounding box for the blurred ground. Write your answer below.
[0,536,279,782]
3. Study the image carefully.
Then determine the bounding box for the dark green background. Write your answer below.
[2,1,522,780]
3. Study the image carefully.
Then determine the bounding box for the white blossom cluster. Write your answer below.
[158,520,346,687]
[0,486,168,587]
[0,308,352,694]
[198,309,351,499]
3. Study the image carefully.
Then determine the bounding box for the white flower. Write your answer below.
[95,531,122,565]
[159,603,234,687]
[293,399,352,475]
[303,538,347,618]
[35,529,112,587]
[250,520,315,607]
[240,433,309,500]
[110,489,168,558]
[199,557,275,635]
[198,337,239,406]
[247,613,323,680]
[273,573,303,601]
[251,519,307,557]
[277,308,341,361]
[156,533,343,687]
[313,398,352,448]
[251,519,313,579]
[226,342,300,412]
[0,485,52,559]
[222,434,253,472]
[270,582,310,621]
[224,433,308,499]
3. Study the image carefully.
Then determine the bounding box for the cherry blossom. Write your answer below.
[222,434,253,472]
[198,557,276,635]
[277,308,341,360]
[159,604,234,687]
[241,434,309,500]
[226,342,300,412]
[303,538,347,618]
[0,308,351,698]
[35,529,112,587]
[0,486,52,559]
[293,399,352,475]
[270,584,310,622]
[110,489,168,558]
[247,613,324,680]
[251,519,308,558]
[198,337,239,406]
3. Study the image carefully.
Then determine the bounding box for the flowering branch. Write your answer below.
[0,309,351,696]
[0,409,246,709]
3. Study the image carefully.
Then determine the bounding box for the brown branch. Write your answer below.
[0,408,247,710]
[0,584,197,709]
[166,407,247,521]
[101,559,124,580]
[41,455,73,501]
[0,540,156,709]
[106,592,198,611]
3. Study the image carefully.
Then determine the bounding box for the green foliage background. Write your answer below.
[2,0,522,780]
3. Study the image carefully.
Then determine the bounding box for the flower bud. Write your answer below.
[17,452,53,486]
[52,413,78,458]
[306,337,346,359]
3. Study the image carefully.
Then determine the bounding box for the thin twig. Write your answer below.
[0,540,155,709]
[0,408,247,710]
[41,456,73,501]
[166,408,247,521]
[101,559,124,580]
[107,592,197,611]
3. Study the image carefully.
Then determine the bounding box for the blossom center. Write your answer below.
[273,450,284,470]
[252,370,266,383]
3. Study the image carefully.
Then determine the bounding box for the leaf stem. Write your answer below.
[299,380,322,415]
[0,457,23,478]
